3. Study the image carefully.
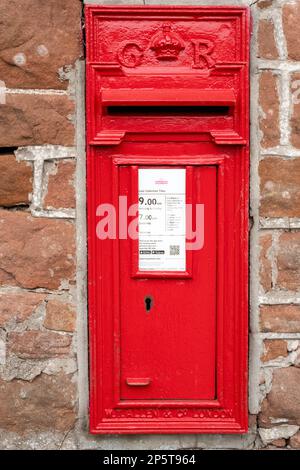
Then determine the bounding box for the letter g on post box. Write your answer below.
[86,6,250,434]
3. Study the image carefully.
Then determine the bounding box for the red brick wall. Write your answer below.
[0,0,81,446]
[255,0,300,449]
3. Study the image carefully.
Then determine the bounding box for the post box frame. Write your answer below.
[86,5,250,434]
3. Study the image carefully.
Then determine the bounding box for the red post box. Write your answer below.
[86,6,249,434]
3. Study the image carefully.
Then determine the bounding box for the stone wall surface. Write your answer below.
[0,0,81,450]
[254,0,300,450]
[0,0,299,450]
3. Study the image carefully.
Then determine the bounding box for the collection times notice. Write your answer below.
[138,168,186,271]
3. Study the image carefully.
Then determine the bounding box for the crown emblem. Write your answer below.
[150,23,185,61]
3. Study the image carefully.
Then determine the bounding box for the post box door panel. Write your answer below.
[119,165,217,400]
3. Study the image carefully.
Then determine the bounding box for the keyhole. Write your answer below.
[144,296,153,312]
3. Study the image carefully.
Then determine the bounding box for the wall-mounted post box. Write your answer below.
[86,6,249,434]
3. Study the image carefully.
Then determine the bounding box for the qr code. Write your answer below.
[170,245,180,256]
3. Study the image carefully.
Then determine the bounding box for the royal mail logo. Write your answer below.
[155,179,168,185]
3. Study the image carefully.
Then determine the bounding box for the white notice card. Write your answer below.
[138,168,186,271]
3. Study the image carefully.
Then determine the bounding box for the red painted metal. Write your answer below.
[86,6,250,434]
[101,89,236,106]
